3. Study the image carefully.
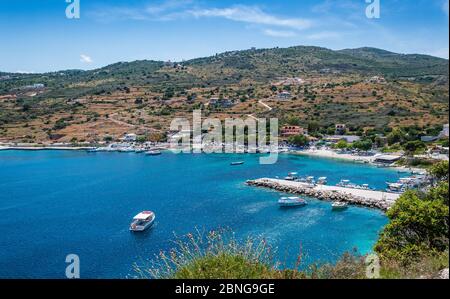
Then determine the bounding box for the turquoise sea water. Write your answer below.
[0,150,407,278]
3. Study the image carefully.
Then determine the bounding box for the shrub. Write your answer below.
[375,185,449,265]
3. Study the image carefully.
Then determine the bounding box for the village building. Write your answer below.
[335,124,347,135]
[281,126,307,137]
[122,133,137,142]
[277,91,292,100]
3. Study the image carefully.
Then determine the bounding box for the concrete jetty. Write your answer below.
[246,178,401,211]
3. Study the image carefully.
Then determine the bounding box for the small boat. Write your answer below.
[278,197,307,208]
[135,148,146,153]
[231,161,245,166]
[317,177,328,185]
[332,202,348,211]
[386,182,406,193]
[130,211,156,232]
[337,180,351,187]
[285,172,298,181]
[306,176,316,184]
[146,150,162,156]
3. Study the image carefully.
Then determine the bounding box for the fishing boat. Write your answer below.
[146,150,162,156]
[306,176,315,184]
[130,211,156,232]
[285,172,298,181]
[231,161,245,166]
[278,197,307,208]
[386,182,406,193]
[337,179,351,187]
[317,177,328,185]
[332,202,348,211]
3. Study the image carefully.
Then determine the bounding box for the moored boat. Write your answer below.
[278,197,307,207]
[231,161,245,166]
[332,202,348,211]
[146,150,162,156]
[285,172,298,181]
[130,211,156,232]
[317,177,328,185]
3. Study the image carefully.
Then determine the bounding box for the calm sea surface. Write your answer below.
[0,150,407,278]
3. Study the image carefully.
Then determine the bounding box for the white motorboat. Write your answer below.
[386,182,406,193]
[317,177,328,185]
[130,211,156,232]
[337,179,351,187]
[278,197,307,207]
[285,172,298,181]
[332,202,348,211]
[146,150,162,156]
[306,176,316,184]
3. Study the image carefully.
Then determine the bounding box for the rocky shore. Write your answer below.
[246,178,400,211]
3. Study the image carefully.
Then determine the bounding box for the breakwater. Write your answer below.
[246,178,401,211]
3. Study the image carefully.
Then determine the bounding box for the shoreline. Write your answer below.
[0,145,431,174]
[293,149,426,174]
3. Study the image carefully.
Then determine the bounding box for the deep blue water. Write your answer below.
[0,150,407,278]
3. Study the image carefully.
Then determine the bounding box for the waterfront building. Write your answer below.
[281,126,307,137]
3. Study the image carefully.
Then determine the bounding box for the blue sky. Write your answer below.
[0,0,448,73]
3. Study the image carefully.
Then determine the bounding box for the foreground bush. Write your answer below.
[135,229,368,279]
[375,178,449,265]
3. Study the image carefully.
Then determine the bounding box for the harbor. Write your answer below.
[247,178,401,211]
[0,150,398,277]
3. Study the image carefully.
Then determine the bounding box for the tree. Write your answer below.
[307,122,320,134]
[336,140,349,150]
[286,116,301,126]
[352,139,373,151]
[288,135,309,147]
[403,140,426,154]
[429,160,449,182]
[387,129,405,145]
[375,185,449,264]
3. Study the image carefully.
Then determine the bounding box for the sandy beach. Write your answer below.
[294,149,375,163]
[293,149,427,174]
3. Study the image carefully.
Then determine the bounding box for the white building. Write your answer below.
[123,133,137,142]
[277,91,291,100]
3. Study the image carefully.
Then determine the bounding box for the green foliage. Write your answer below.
[172,254,273,279]
[336,140,349,150]
[285,116,301,126]
[288,134,309,147]
[375,185,449,265]
[380,251,449,279]
[403,140,426,154]
[429,160,449,182]
[352,139,373,151]
[387,129,406,146]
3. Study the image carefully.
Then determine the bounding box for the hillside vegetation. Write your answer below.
[0,46,448,143]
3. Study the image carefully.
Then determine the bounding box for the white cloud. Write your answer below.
[188,6,312,30]
[263,29,297,38]
[90,3,312,31]
[80,54,93,64]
